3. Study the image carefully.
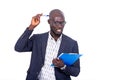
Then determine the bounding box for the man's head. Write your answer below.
[48,9,66,38]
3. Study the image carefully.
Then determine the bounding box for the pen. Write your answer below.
[42,15,49,17]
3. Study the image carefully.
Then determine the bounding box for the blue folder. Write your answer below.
[51,53,82,66]
[58,53,82,66]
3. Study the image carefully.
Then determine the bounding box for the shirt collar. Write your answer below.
[48,32,62,41]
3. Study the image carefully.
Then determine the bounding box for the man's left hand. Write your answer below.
[52,58,64,68]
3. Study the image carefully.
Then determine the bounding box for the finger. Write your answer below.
[36,13,43,18]
[52,59,59,66]
[52,58,57,64]
[35,13,43,21]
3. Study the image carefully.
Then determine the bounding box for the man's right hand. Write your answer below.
[28,13,43,30]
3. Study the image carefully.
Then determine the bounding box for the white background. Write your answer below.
[0,0,120,80]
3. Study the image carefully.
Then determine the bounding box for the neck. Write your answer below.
[50,31,61,41]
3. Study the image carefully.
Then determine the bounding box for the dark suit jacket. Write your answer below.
[15,28,80,80]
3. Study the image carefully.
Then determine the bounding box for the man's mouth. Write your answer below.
[57,29,62,32]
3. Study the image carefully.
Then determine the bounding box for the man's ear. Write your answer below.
[48,19,50,24]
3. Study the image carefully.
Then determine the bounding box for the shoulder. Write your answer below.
[62,34,77,43]
[31,32,49,39]
[33,32,48,37]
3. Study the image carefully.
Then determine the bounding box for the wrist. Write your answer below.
[60,65,66,70]
[28,24,35,30]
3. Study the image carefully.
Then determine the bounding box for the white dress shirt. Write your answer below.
[38,32,62,80]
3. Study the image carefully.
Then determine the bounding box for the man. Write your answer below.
[15,9,80,80]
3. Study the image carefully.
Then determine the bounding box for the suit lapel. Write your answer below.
[41,32,49,62]
[57,34,66,57]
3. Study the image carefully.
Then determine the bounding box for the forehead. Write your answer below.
[54,16,64,21]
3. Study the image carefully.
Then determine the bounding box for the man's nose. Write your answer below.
[57,24,63,28]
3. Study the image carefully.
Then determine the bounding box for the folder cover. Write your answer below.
[58,53,82,66]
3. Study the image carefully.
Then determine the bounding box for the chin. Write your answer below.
[55,32,62,36]
[57,31,62,34]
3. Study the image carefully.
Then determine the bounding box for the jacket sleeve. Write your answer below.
[63,41,80,77]
[14,28,34,52]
